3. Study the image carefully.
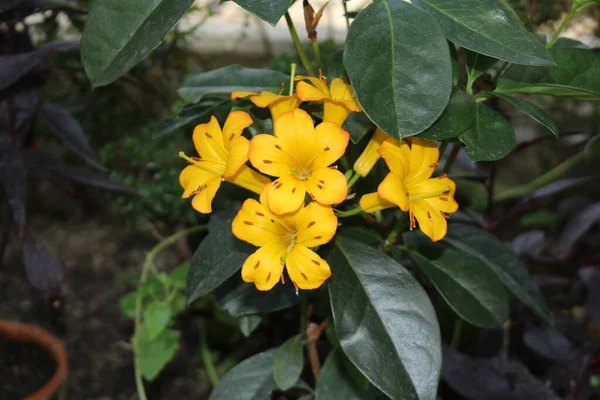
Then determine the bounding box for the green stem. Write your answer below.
[438,141,449,160]
[451,319,463,349]
[289,63,297,96]
[342,0,351,29]
[494,149,592,202]
[285,12,315,76]
[347,171,361,189]
[133,225,208,400]
[199,319,221,386]
[383,213,408,250]
[334,206,363,218]
[546,6,577,48]
[442,144,461,174]
[312,40,322,70]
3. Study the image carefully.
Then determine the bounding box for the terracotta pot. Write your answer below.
[0,320,68,400]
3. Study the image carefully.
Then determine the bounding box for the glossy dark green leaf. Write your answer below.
[344,0,452,139]
[417,91,476,141]
[81,0,194,88]
[209,349,277,400]
[408,248,509,328]
[464,49,499,89]
[444,224,551,324]
[411,0,552,65]
[153,99,228,138]
[136,327,180,381]
[179,65,289,103]
[143,302,172,340]
[232,0,290,26]
[315,348,371,400]
[459,103,515,162]
[492,93,559,138]
[325,48,345,81]
[273,334,304,390]
[343,112,375,144]
[329,236,441,400]
[238,315,262,337]
[496,47,600,101]
[185,209,254,304]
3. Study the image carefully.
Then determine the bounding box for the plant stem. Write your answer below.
[342,0,351,29]
[438,141,449,160]
[383,213,408,250]
[312,40,322,69]
[546,6,577,48]
[289,63,297,96]
[334,206,363,218]
[199,319,220,386]
[133,225,208,400]
[285,12,315,76]
[451,319,463,349]
[347,171,361,189]
[442,144,461,174]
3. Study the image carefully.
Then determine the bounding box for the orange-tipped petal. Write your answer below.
[231,91,258,99]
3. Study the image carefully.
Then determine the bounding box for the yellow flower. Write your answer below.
[179,111,271,214]
[359,138,458,242]
[248,108,350,215]
[231,91,302,121]
[353,128,389,177]
[232,189,336,291]
[295,73,362,126]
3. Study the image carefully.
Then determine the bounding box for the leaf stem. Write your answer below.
[442,144,461,174]
[334,206,363,218]
[289,63,297,96]
[133,225,208,400]
[312,40,322,70]
[285,12,315,76]
[342,0,351,29]
[199,319,221,386]
[438,141,449,159]
[546,6,577,48]
[347,171,361,189]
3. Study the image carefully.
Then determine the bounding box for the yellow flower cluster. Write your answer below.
[179,72,458,291]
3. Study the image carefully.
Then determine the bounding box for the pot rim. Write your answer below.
[0,320,68,400]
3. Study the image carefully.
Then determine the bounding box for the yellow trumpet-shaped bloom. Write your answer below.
[359,138,458,242]
[353,128,389,177]
[232,190,337,291]
[295,74,362,126]
[179,111,271,214]
[231,91,302,121]
[248,109,350,215]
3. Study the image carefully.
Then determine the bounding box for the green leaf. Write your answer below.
[464,49,499,90]
[329,236,441,400]
[136,327,180,381]
[143,302,172,340]
[185,209,254,304]
[407,248,509,328]
[178,65,290,103]
[343,112,375,144]
[459,103,515,162]
[232,0,290,26]
[492,93,559,138]
[444,223,551,324]
[153,100,228,138]
[344,0,452,139]
[273,334,304,390]
[417,91,476,141]
[167,262,190,290]
[238,315,262,337]
[81,0,194,88]
[496,47,600,101]
[316,348,371,400]
[325,48,345,81]
[120,291,137,318]
[411,0,552,65]
[209,349,277,400]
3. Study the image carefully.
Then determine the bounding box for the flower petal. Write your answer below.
[232,198,288,247]
[353,128,388,177]
[323,100,352,126]
[378,138,410,177]
[329,78,361,111]
[377,172,409,211]
[295,76,329,99]
[248,134,295,177]
[179,163,222,198]
[359,192,396,213]
[241,244,287,291]
[273,109,316,166]
[192,116,227,162]
[305,167,348,206]
[222,111,253,150]
[227,164,270,195]
[406,138,439,184]
[190,175,221,214]
[410,177,458,214]
[286,244,331,290]
[309,121,350,169]
[412,200,448,242]
[223,136,250,178]
[231,91,258,99]
[268,96,302,121]
[295,202,338,247]
[266,175,307,215]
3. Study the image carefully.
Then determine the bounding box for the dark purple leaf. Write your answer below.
[13,85,42,140]
[40,105,106,171]
[579,267,600,328]
[524,176,594,202]
[553,203,600,260]
[512,230,545,258]
[0,0,28,13]
[522,326,573,362]
[0,49,49,91]
[0,148,26,234]
[23,229,63,297]
[41,40,80,53]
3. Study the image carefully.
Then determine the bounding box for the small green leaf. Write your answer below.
[459,103,515,162]
[444,223,551,324]
[411,0,552,65]
[178,65,289,103]
[143,302,172,340]
[185,209,254,304]
[136,327,180,381]
[316,348,371,400]
[464,49,499,90]
[329,236,441,400]
[167,262,190,290]
[232,0,290,26]
[238,315,262,337]
[492,93,559,138]
[209,349,277,400]
[273,334,304,390]
[407,248,509,328]
[344,0,452,139]
[81,0,195,87]
[120,291,137,318]
[417,91,476,141]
